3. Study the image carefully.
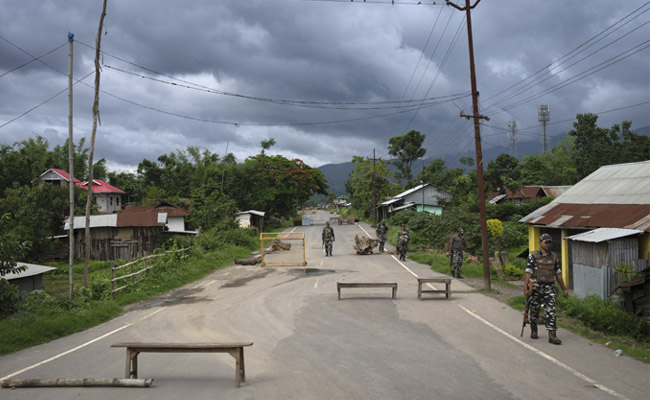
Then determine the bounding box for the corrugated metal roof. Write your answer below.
[1,262,56,280]
[394,184,427,199]
[380,198,400,206]
[550,160,650,205]
[117,213,166,227]
[236,210,265,217]
[542,186,572,198]
[392,202,417,212]
[123,204,189,217]
[567,228,643,243]
[77,179,126,194]
[40,168,80,183]
[65,214,118,230]
[520,161,650,232]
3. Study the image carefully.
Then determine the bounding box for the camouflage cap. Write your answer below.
[540,233,552,242]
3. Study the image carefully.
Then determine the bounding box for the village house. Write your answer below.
[519,160,650,299]
[39,169,126,213]
[488,185,571,205]
[235,210,265,232]
[65,202,192,260]
[378,183,451,220]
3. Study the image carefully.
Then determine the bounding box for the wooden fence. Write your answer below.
[110,247,191,300]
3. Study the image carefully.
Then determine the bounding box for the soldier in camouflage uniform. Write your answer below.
[524,233,569,345]
[448,228,466,279]
[397,224,410,261]
[376,219,388,253]
[322,222,335,256]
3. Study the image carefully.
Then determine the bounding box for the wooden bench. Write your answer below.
[417,278,452,300]
[111,342,253,387]
[337,282,397,300]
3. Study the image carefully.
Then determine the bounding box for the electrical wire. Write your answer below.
[0,36,67,78]
[481,2,650,109]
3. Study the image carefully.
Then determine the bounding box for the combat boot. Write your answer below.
[548,330,562,345]
[530,323,538,339]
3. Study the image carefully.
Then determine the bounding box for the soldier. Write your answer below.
[524,233,569,345]
[376,219,388,253]
[322,222,335,256]
[448,228,466,279]
[397,224,410,261]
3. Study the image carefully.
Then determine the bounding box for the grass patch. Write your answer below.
[0,243,254,356]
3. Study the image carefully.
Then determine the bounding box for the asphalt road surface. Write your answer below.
[1,210,648,399]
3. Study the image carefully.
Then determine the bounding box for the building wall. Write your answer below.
[404,186,450,206]
[237,214,252,228]
[415,205,444,215]
[95,193,122,213]
[167,216,186,232]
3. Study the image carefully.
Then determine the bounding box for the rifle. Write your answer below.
[520,280,534,337]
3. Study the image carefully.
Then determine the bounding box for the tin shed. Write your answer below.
[567,228,646,299]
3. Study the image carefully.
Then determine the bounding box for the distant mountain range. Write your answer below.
[318,126,650,195]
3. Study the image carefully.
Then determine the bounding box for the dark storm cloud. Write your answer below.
[1,0,648,171]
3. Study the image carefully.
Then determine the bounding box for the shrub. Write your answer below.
[0,280,23,319]
[558,295,647,339]
[502,264,524,277]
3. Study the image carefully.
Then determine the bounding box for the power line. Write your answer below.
[0,36,67,78]
[484,19,650,114]
[0,71,95,129]
[481,2,650,109]
[492,40,650,116]
[298,0,445,6]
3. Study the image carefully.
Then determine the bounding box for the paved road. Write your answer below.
[1,210,648,399]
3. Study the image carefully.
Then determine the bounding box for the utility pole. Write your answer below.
[447,0,491,290]
[67,32,75,300]
[367,149,380,223]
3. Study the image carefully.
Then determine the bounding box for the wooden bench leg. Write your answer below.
[392,286,397,300]
[125,349,138,379]
[337,287,341,300]
[228,348,245,388]
[418,282,422,300]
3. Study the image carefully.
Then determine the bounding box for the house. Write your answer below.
[519,160,650,292]
[122,202,190,233]
[77,179,126,213]
[488,185,571,205]
[235,210,265,232]
[39,169,126,213]
[39,168,80,186]
[378,183,451,220]
[65,202,193,260]
[1,262,56,292]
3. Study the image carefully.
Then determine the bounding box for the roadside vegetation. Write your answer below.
[0,229,259,356]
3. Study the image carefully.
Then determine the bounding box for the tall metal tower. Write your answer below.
[507,119,517,158]
[538,105,550,153]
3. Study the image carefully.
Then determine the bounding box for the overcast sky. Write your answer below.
[1,0,648,172]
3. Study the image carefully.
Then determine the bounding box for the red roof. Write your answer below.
[76,179,126,194]
[521,203,650,232]
[47,168,81,183]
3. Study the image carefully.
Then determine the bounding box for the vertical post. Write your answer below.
[447,0,491,290]
[302,232,306,266]
[67,32,75,300]
[372,149,377,223]
[110,260,114,301]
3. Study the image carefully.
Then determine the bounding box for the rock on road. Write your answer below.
[1,210,648,399]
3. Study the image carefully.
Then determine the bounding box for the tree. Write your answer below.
[418,158,465,192]
[486,219,505,277]
[0,214,30,276]
[485,153,520,194]
[260,138,276,154]
[345,156,396,218]
[387,130,426,187]
[569,113,621,178]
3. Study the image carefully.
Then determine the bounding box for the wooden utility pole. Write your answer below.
[67,32,75,300]
[367,149,380,223]
[447,0,491,290]
[84,0,108,288]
